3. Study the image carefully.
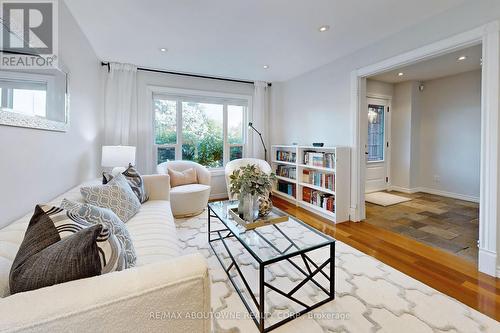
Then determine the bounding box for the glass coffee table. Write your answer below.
[208,200,335,333]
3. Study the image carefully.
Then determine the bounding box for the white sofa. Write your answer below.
[0,175,210,333]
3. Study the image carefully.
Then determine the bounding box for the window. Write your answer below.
[367,104,385,162]
[153,92,248,168]
[0,79,47,117]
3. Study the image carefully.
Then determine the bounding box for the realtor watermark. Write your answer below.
[148,311,351,321]
[0,0,58,69]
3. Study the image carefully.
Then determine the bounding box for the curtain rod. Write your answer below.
[101,62,271,87]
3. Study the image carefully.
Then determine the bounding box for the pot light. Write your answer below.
[263,65,269,69]
[398,72,404,76]
[318,25,330,32]
[159,48,167,52]
[457,55,467,61]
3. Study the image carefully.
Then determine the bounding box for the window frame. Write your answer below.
[150,86,252,171]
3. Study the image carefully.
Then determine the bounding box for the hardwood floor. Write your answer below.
[272,196,500,322]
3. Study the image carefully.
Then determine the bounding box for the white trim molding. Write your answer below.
[388,186,479,203]
[351,21,500,276]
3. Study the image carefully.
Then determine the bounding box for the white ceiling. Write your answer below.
[64,0,468,82]
[370,44,482,83]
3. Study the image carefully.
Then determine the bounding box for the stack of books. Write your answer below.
[277,181,296,197]
[276,165,296,179]
[302,188,335,213]
[303,151,335,169]
[302,170,334,191]
[276,150,296,163]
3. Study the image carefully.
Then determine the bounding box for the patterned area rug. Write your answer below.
[175,210,499,333]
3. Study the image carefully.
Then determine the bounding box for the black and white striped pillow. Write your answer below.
[102,164,148,203]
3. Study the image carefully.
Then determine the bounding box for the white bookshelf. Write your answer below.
[271,144,350,223]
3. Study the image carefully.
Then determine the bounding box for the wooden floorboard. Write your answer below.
[272,196,500,321]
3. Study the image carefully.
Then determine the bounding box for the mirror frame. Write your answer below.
[0,66,69,132]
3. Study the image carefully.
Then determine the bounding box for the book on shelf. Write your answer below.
[277,181,296,197]
[302,170,334,191]
[276,165,296,179]
[275,150,296,163]
[302,187,335,213]
[303,151,335,169]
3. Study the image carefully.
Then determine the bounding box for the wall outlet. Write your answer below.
[433,175,440,184]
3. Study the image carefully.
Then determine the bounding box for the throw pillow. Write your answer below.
[81,173,141,222]
[61,199,137,268]
[102,164,148,203]
[9,205,125,294]
[168,167,197,188]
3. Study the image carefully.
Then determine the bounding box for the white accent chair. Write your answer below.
[224,158,272,200]
[157,161,211,217]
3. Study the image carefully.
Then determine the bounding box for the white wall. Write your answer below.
[367,79,394,97]
[0,2,102,228]
[418,70,481,199]
[136,71,255,199]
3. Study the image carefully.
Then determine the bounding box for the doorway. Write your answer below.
[366,97,390,193]
[350,21,500,276]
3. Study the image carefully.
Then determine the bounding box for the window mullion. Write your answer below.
[223,103,228,166]
[176,100,182,160]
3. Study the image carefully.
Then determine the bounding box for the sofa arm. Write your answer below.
[143,174,170,201]
[0,253,210,333]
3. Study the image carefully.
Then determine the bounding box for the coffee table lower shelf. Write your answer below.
[208,206,335,333]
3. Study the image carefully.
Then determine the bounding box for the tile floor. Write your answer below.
[365,192,479,263]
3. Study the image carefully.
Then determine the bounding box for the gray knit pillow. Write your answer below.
[61,199,137,268]
[9,205,125,294]
[81,173,141,222]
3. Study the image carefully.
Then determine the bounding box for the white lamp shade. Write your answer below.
[101,146,136,167]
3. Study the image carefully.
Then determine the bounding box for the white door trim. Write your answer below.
[350,21,499,277]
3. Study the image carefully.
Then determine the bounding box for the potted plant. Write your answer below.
[229,164,276,222]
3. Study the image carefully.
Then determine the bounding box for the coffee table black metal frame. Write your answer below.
[207,201,335,333]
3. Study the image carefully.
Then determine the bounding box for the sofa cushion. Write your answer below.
[103,164,149,203]
[125,200,180,266]
[170,183,210,194]
[168,167,197,188]
[61,199,137,268]
[9,205,125,294]
[81,174,141,222]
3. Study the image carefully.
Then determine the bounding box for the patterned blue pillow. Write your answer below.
[61,199,137,268]
[80,174,141,222]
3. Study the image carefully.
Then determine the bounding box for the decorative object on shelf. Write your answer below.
[229,164,276,223]
[258,196,273,217]
[101,145,136,175]
[248,122,268,161]
[312,142,324,147]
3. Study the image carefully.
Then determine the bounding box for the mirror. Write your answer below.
[0,66,69,131]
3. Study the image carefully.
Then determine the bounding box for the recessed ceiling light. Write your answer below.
[263,65,269,69]
[318,25,330,32]
[159,48,167,52]
[457,55,467,61]
[398,72,404,76]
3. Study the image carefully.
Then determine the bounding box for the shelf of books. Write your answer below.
[271,145,350,223]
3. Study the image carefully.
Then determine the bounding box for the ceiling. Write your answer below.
[370,44,482,83]
[64,0,468,82]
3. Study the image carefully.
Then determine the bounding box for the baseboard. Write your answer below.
[478,248,498,277]
[388,186,479,203]
[388,186,419,194]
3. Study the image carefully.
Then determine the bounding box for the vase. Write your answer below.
[239,193,259,222]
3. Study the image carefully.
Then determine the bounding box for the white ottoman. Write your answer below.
[170,184,211,217]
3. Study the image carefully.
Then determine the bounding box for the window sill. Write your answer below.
[209,168,225,177]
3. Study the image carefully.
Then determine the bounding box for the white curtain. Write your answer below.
[252,81,270,161]
[104,63,153,172]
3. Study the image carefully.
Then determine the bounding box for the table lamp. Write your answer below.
[101,145,136,175]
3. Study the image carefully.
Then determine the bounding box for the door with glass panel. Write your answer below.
[366,98,390,193]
